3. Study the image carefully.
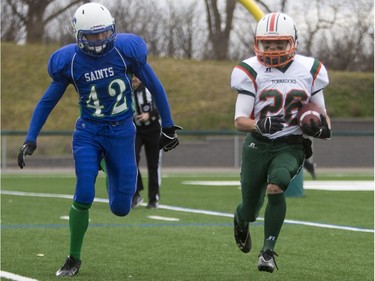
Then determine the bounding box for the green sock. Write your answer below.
[69,201,91,260]
[99,158,109,193]
[262,193,286,251]
[235,204,249,229]
[99,158,107,173]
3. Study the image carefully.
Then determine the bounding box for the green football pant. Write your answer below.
[236,134,305,224]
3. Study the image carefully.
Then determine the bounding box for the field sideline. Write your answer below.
[1,172,374,281]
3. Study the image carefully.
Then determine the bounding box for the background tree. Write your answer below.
[296,0,337,57]
[1,0,373,71]
[204,0,236,60]
[162,1,198,59]
[109,0,165,56]
[314,0,374,71]
[3,0,87,44]
[1,0,25,42]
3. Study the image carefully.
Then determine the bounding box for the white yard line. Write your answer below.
[181,180,375,191]
[0,271,39,281]
[147,215,180,221]
[1,188,373,233]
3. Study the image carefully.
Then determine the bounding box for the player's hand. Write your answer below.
[17,141,37,169]
[255,116,284,134]
[302,114,331,139]
[159,125,182,152]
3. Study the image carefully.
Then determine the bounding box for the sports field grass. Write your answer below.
[1,171,374,281]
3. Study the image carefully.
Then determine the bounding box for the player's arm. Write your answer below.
[125,34,174,128]
[137,63,173,127]
[25,81,68,142]
[18,81,67,168]
[234,94,256,132]
[126,34,182,151]
[138,64,182,151]
[310,90,331,128]
[306,60,331,138]
[231,62,284,135]
[232,64,258,132]
[234,93,284,134]
[306,90,332,139]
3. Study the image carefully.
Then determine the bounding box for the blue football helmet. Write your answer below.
[72,3,116,56]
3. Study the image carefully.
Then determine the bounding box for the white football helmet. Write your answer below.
[254,13,297,67]
[72,3,116,56]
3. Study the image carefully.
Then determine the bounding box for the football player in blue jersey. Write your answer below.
[17,2,181,277]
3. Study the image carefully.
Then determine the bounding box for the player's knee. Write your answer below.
[72,201,92,211]
[242,212,257,222]
[75,174,97,203]
[266,184,283,194]
[269,167,291,192]
[110,200,131,217]
[110,206,131,217]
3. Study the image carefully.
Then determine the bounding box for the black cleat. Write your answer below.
[132,194,143,208]
[146,200,159,209]
[56,256,81,277]
[233,213,251,253]
[258,249,279,273]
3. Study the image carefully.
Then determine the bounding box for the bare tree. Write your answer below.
[204,0,237,60]
[2,0,373,71]
[3,0,87,44]
[295,0,337,56]
[162,1,199,59]
[234,0,373,71]
[317,2,374,71]
[109,0,165,56]
[109,0,201,59]
[1,0,25,42]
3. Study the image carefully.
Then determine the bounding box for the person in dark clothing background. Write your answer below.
[132,75,162,209]
[304,157,317,180]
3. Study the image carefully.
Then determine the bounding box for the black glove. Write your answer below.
[159,125,183,152]
[18,141,37,169]
[302,114,331,139]
[255,116,284,134]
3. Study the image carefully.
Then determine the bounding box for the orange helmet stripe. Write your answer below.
[268,13,278,32]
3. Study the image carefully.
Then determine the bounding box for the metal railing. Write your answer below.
[1,129,373,169]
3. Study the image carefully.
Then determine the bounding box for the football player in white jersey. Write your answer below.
[231,12,331,273]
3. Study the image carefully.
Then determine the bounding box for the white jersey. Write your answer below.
[231,54,329,139]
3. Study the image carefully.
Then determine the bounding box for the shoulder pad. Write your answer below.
[48,44,76,82]
[115,33,148,67]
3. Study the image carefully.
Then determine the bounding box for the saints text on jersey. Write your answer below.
[84,67,114,82]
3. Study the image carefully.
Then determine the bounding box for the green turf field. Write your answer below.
[1,171,374,281]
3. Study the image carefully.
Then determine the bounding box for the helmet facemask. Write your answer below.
[254,36,296,67]
[77,26,116,56]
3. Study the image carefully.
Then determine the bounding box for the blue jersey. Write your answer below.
[25,33,174,142]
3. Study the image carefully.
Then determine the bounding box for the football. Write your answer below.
[296,103,324,128]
